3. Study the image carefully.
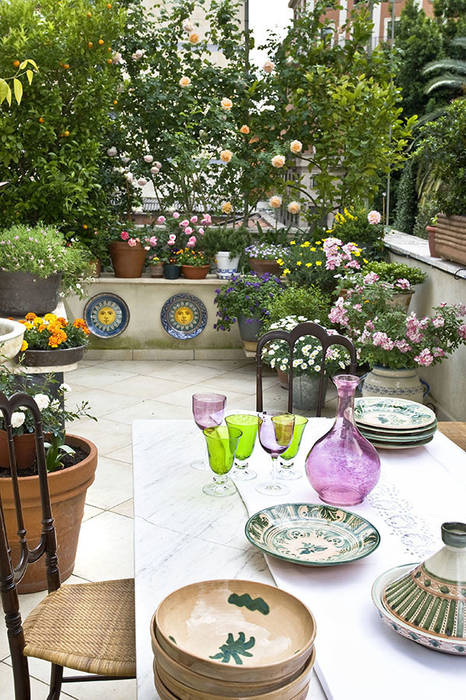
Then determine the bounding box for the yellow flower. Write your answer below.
[315,240,322,245]
[220,149,233,163]
[271,154,285,168]
[25,312,36,321]
[296,260,302,266]
[221,201,233,214]
[305,262,312,267]
[290,140,303,154]
[290,240,296,245]
[283,268,290,275]
[33,317,44,327]
[20,340,28,352]
[363,299,370,303]
[239,124,250,134]
[363,258,368,264]
[269,195,282,209]
[277,259,284,266]
[310,247,316,252]
[44,313,57,323]
[221,97,232,110]
[315,261,322,266]
[179,76,191,87]
[303,241,310,247]
[354,250,361,257]
[287,201,301,215]
[188,32,199,44]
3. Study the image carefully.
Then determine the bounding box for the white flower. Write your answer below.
[144,154,153,163]
[155,161,162,169]
[183,19,194,33]
[179,76,191,87]
[131,49,144,61]
[150,166,160,175]
[263,60,275,74]
[107,146,118,157]
[121,156,130,164]
[271,154,285,168]
[339,361,346,369]
[125,172,133,182]
[60,383,71,392]
[34,394,50,411]
[314,365,321,373]
[137,177,147,187]
[280,364,287,371]
[11,412,25,428]
[301,363,308,370]
[112,52,123,65]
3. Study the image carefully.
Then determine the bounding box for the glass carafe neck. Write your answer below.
[333,374,360,424]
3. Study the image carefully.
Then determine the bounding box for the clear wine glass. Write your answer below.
[256,413,295,496]
[191,393,226,470]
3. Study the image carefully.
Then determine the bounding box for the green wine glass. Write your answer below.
[202,426,242,497]
[225,414,259,481]
[277,415,308,480]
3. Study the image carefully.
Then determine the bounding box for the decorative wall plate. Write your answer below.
[84,293,129,338]
[161,293,207,340]
[245,503,380,566]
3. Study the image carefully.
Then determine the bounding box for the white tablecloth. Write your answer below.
[234,418,466,700]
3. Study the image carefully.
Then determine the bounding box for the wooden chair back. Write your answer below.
[256,321,357,416]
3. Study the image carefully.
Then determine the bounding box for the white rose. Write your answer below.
[314,365,321,373]
[60,383,71,392]
[144,154,153,163]
[183,19,194,33]
[107,146,118,157]
[11,412,25,428]
[155,161,162,169]
[121,156,130,164]
[137,177,147,186]
[150,166,160,175]
[34,394,50,411]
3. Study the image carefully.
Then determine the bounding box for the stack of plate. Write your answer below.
[354,397,437,449]
[151,579,317,699]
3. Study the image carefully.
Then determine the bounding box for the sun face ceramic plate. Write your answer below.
[355,397,436,430]
[155,579,316,680]
[161,293,207,340]
[372,564,466,655]
[84,293,129,338]
[245,503,380,567]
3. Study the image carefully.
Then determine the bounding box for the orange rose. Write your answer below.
[239,125,250,135]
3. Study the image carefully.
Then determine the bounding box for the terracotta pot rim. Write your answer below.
[181,264,210,269]
[109,240,145,250]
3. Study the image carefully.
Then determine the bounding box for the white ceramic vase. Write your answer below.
[362,366,425,404]
[216,251,240,279]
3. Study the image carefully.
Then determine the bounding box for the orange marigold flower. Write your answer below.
[56,317,68,326]
[25,312,36,321]
[38,324,47,333]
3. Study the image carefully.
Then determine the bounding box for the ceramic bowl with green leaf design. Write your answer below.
[245,504,380,566]
[154,579,316,682]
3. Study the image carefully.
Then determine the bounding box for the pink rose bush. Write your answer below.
[328,276,466,370]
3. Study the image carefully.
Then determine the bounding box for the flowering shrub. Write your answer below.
[265,285,331,325]
[0,224,92,296]
[328,278,466,369]
[278,238,363,293]
[152,212,212,262]
[245,243,288,261]
[324,208,385,261]
[19,313,90,352]
[261,315,351,376]
[214,274,284,332]
[360,261,426,287]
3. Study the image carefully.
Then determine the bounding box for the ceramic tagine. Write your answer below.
[372,522,466,655]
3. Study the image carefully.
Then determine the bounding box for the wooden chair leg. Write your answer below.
[47,664,63,700]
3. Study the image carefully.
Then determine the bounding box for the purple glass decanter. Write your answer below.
[305,374,380,506]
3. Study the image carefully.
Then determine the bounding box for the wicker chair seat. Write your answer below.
[22,578,135,677]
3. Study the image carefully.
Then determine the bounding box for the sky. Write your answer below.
[249,0,293,66]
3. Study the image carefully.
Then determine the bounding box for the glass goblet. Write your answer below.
[256,413,295,496]
[278,415,308,480]
[225,414,259,481]
[202,426,242,497]
[191,393,226,471]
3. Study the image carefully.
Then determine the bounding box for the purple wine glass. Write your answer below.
[305,375,380,505]
[191,393,227,470]
[256,413,295,496]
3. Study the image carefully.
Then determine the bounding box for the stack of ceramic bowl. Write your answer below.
[354,397,437,449]
[151,579,317,700]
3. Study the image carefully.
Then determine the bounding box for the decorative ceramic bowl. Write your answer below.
[245,504,380,566]
[372,522,466,655]
[151,628,308,696]
[154,579,316,683]
[154,648,315,700]
[354,397,436,430]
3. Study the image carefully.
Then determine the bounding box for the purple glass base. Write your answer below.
[317,487,365,507]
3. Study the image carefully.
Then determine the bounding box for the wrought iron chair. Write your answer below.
[256,321,357,416]
[0,392,135,700]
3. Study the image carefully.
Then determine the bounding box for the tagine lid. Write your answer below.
[382,522,466,641]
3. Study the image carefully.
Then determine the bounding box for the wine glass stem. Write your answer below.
[271,455,278,485]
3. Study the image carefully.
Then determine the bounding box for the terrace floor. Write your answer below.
[0,358,335,698]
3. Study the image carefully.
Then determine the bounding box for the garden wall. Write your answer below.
[385,230,466,420]
[65,275,243,361]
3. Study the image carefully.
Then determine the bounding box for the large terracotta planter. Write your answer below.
[248,258,282,277]
[426,214,466,266]
[362,367,425,404]
[181,264,210,279]
[0,432,37,470]
[109,241,146,278]
[0,271,61,316]
[0,434,98,593]
[19,345,85,367]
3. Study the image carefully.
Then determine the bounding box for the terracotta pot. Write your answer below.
[181,264,210,279]
[248,258,282,277]
[109,241,146,278]
[0,434,98,593]
[0,432,37,470]
[0,271,61,316]
[150,262,164,278]
[426,214,466,265]
[426,226,439,257]
[19,345,85,367]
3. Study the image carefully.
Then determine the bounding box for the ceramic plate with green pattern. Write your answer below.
[355,397,436,430]
[245,503,380,567]
[359,428,436,443]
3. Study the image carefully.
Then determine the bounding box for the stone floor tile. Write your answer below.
[104,399,192,424]
[82,504,104,522]
[74,511,134,581]
[67,366,139,388]
[68,387,142,419]
[85,456,132,510]
[203,370,279,395]
[145,361,233,383]
[156,383,249,408]
[103,374,187,399]
[106,444,133,463]
[68,418,132,456]
[110,498,134,518]
[0,661,78,699]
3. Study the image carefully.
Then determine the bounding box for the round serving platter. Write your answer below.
[245,503,380,567]
[369,436,434,450]
[359,429,436,443]
[355,398,436,431]
[356,421,437,437]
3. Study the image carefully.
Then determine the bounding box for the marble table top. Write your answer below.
[133,419,325,700]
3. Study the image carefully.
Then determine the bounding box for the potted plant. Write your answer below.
[0,368,97,593]
[261,315,351,410]
[328,278,466,403]
[214,273,284,354]
[202,225,251,279]
[108,227,148,278]
[0,224,92,316]
[148,255,164,278]
[325,208,386,261]
[178,248,211,279]
[336,262,427,310]
[245,242,287,277]
[16,312,90,367]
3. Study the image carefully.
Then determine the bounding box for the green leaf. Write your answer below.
[26,59,39,70]
[0,79,9,104]
[13,78,23,105]
[26,70,33,85]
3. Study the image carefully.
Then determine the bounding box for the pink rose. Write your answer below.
[120,230,129,241]
[367,210,381,225]
[157,215,166,224]
[149,236,157,246]
[201,213,212,224]
[184,226,193,235]
[414,349,434,367]
[180,219,189,227]
[128,238,137,247]
[190,215,198,223]
[198,227,204,235]
[459,324,466,340]
[172,212,180,219]
[364,272,379,284]
[395,278,411,290]
[432,316,444,328]
[187,235,197,247]
[168,234,176,246]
